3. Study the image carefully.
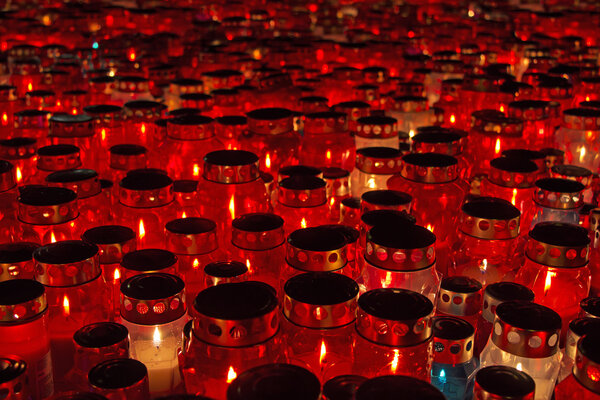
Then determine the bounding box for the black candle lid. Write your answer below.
[119,170,173,208]
[322,375,367,400]
[226,363,321,400]
[165,217,217,255]
[120,249,177,273]
[0,242,38,264]
[74,322,129,349]
[474,366,535,400]
[88,358,148,389]
[49,393,108,400]
[356,375,445,400]
[203,261,248,287]
[460,196,520,239]
[81,225,136,264]
[232,213,285,250]
[526,222,589,268]
[0,160,15,192]
[278,175,327,208]
[361,190,412,213]
[203,150,260,183]
[482,282,535,323]
[0,278,46,322]
[400,153,458,183]
[34,240,100,287]
[278,165,322,181]
[286,226,347,272]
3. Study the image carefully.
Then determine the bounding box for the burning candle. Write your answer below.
[559,318,600,382]
[120,273,187,395]
[276,175,329,231]
[555,333,600,399]
[302,112,355,171]
[88,358,150,399]
[530,178,584,228]
[351,147,403,197]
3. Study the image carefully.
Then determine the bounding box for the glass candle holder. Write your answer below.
[16,186,79,244]
[36,144,82,183]
[120,273,187,395]
[45,169,109,227]
[275,175,329,231]
[474,366,536,400]
[13,110,50,141]
[387,152,465,272]
[430,316,478,400]
[230,213,285,289]
[388,96,436,134]
[555,108,600,172]
[301,112,355,171]
[48,114,101,172]
[122,100,167,149]
[0,357,30,400]
[450,196,522,285]
[0,85,18,138]
[120,249,178,280]
[359,224,440,304]
[180,281,282,399]
[0,279,53,400]
[350,147,403,198]
[436,276,483,330]
[515,222,591,341]
[555,333,600,400]
[412,128,470,179]
[332,101,371,133]
[360,190,412,215]
[160,115,224,180]
[530,178,584,228]
[0,242,38,282]
[354,288,434,381]
[0,137,38,185]
[476,282,535,356]
[0,160,17,233]
[116,170,177,249]
[355,374,445,399]
[322,375,366,400]
[281,272,359,382]
[354,115,399,151]
[550,165,594,204]
[323,168,351,223]
[215,116,246,151]
[107,144,148,184]
[64,322,129,391]
[242,107,300,176]
[480,301,562,400]
[83,105,124,149]
[89,358,150,400]
[480,156,539,233]
[560,318,600,383]
[507,100,552,148]
[226,364,321,400]
[196,150,271,239]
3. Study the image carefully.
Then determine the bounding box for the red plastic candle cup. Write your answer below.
[507,100,552,148]
[122,100,167,149]
[0,137,38,185]
[282,272,359,380]
[354,288,435,381]
[0,279,53,399]
[322,168,351,223]
[276,175,328,231]
[83,105,124,149]
[13,110,50,141]
[181,282,281,399]
[450,196,522,285]
[412,127,471,179]
[351,147,403,197]
[215,116,246,151]
[0,85,18,137]
[302,112,355,171]
[108,144,148,183]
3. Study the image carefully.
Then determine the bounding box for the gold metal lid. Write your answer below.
[165,217,218,255]
[0,357,28,398]
[356,116,398,139]
[203,150,260,183]
[304,112,348,135]
[123,100,166,121]
[355,147,403,174]
[232,213,284,251]
[82,225,136,265]
[34,240,101,287]
[562,108,600,130]
[88,358,149,396]
[37,144,81,172]
[534,178,584,209]
[550,164,593,188]
[286,227,347,272]
[247,107,294,135]
[574,333,600,394]
[18,186,78,225]
[508,100,549,121]
[459,197,520,239]
[204,261,248,288]
[109,144,147,172]
[278,175,327,208]
[0,137,37,160]
[0,279,46,323]
[412,129,467,156]
[526,222,590,267]
[0,242,38,282]
[474,366,535,400]
[437,276,483,317]
[119,170,174,208]
[360,190,412,214]
[166,115,215,140]
[49,114,94,138]
[46,169,101,199]
[487,157,538,188]
[400,153,459,183]
[482,282,535,323]
[432,316,475,364]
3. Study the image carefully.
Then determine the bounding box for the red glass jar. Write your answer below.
[116,170,177,249]
[0,242,38,282]
[83,105,124,149]
[196,150,271,240]
[0,137,38,185]
[354,116,399,151]
[16,186,79,244]
[81,225,136,321]
[387,153,466,271]
[555,108,600,173]
[351,147,403,198]
[480,156,539,233]
[229,213,285,290]
[531,178,584,229]
[119,249,178,281]
[436,276,483,330]
[89,358,150,399]
[556,333,600,400]
[475,282,535,356]
[165,217,222,308]
[36,144,82,183]
[13,110,50,141]
[550,165,593,204]
[0,357,31,400]
[356,375,445,399]
[450,196,522,285]
[340,198,361,229]
[215,116,246,151]
[412,128,471,179]
[45,169,109,227]
[388,96,437,135]
[0,279,53,400]
[332,101,371,133]
[322,168,351,223]
[474,366,536,400]
[120,273,187,395]
[122,101,167,149]
[0,85,18,137]
[160,115,224,180]
[242,108,300,176]
[48,114,101,173]
[561,318,600,382]
[301,112,355,171]
[64,322,130,391]
[33,240,110,385]
[515,222,592,341]
[0,160,17,238]
[180,281,282,399]
[507,100,552,148]
[359,223,440,304]
[589,209,600,296]
[282,272,359,381]
[276,175,329,231]
[226,364,321,400]
[354,288,434,381]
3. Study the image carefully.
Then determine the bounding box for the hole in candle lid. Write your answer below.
[15,109,51,118]
[413,131,463,144]
[216,115,247,126]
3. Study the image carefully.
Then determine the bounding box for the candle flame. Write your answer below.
[226,366,237,383]
[153,326,161,347]
[1,112,7,125]
[15,167,22,183]
[330,197,335,207]
[326,150,331,160]
[538,128,544,137]
[499,105,505,113]
[544,271,556,295]
[193,258,199,269]
[511,188,518,206]
[140,123,146,135]
[265,153,271,169]
[494,138,501,155]
[63,295,70,316]
[181,211,187,218]
[50,231,57,243]
[193,163,200,177]
[101,128,106,141]
[382,271,393,287]
[426,224,433,233]
[27,83,32,92]
[579,146,586,163]
[586,96,591,102]
[229,196,235,220]
[301,217,307,229]
[319,340,327,365]
[480,258,488,272]
[391,349,399,373]
[128,50,136,62]
[409,129,415,139]
[113,268,120,281]
[245,258,252,273]
[71,108,77,115]
[449,114,456,124]
[516,362,523,371]
[138,219,146,241]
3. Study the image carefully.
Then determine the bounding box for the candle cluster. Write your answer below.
[2,0,600,399]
